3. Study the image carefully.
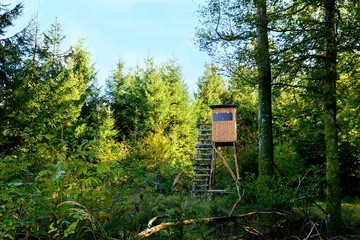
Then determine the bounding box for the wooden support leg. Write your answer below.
[213,144,237,180]
[209,147,216,190]
[233,142,241,180]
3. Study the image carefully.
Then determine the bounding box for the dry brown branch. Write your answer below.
[229,180,245,216]
[136,210,287,239]
[303,221,320,240]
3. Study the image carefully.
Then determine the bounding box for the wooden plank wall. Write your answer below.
[211,107,237,143]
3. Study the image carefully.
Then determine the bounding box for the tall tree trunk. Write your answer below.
[323,0,344,233]
[255,0,274,177]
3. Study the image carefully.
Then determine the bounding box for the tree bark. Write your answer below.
[255,0,274,177]
[323,0,344,233]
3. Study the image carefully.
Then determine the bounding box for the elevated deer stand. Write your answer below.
[192,104,240,194]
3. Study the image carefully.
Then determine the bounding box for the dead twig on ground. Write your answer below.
[136,210,287,239]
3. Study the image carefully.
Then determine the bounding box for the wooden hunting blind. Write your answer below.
[210,104,238,145]
[192,104,240,195]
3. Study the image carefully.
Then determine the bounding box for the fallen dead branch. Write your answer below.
[137,210,287,239]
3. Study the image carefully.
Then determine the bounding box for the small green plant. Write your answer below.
[48,201,109,240]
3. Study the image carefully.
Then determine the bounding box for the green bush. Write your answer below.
[274,142,304,182]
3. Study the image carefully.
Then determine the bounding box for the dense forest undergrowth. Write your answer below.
[1,1,360,239]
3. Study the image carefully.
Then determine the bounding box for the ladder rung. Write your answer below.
[195,171,210,174]
[194,163,211,166]
[194,173,210,175]
[192,179,208,182]
[197,144,212,147]
[192,191,208,193]
[196,149,212,152]
[194,165,210,168]
[206,189,230,193]
[194,167,210,170]
[194,174,210,177]
[194,166,210,168]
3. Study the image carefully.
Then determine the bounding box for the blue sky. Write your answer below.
[9,0,210,93]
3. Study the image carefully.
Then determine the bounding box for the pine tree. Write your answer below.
[107,58,196,192]
[193,64,227,123]
[107,59,148,140]
[0,2,27,154]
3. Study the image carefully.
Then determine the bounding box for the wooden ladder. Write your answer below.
[192,123,213,195]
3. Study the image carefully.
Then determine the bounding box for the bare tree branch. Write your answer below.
[136,210,287,239]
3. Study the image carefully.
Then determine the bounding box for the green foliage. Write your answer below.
[239,145,258,176]
[106,57,196,194]
[255,176,293,209]
[2,1,360,238]
[0,126,122,239]
[272,88,325,166]
[337,66,360,195]
[193,64,227,123]
[274,142,304,182]
[101,189,162,238]
[341,197,360,229]
[0,15,122,239]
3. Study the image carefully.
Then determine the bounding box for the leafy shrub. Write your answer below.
[274,142,304,182]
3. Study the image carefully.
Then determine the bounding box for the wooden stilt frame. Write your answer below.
[208,143,240,191]
[234,142,241,180]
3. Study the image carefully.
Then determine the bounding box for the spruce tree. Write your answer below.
[193,64,227,123]
[0,2,26,154]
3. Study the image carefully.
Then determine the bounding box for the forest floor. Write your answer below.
[327,234,360,240]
